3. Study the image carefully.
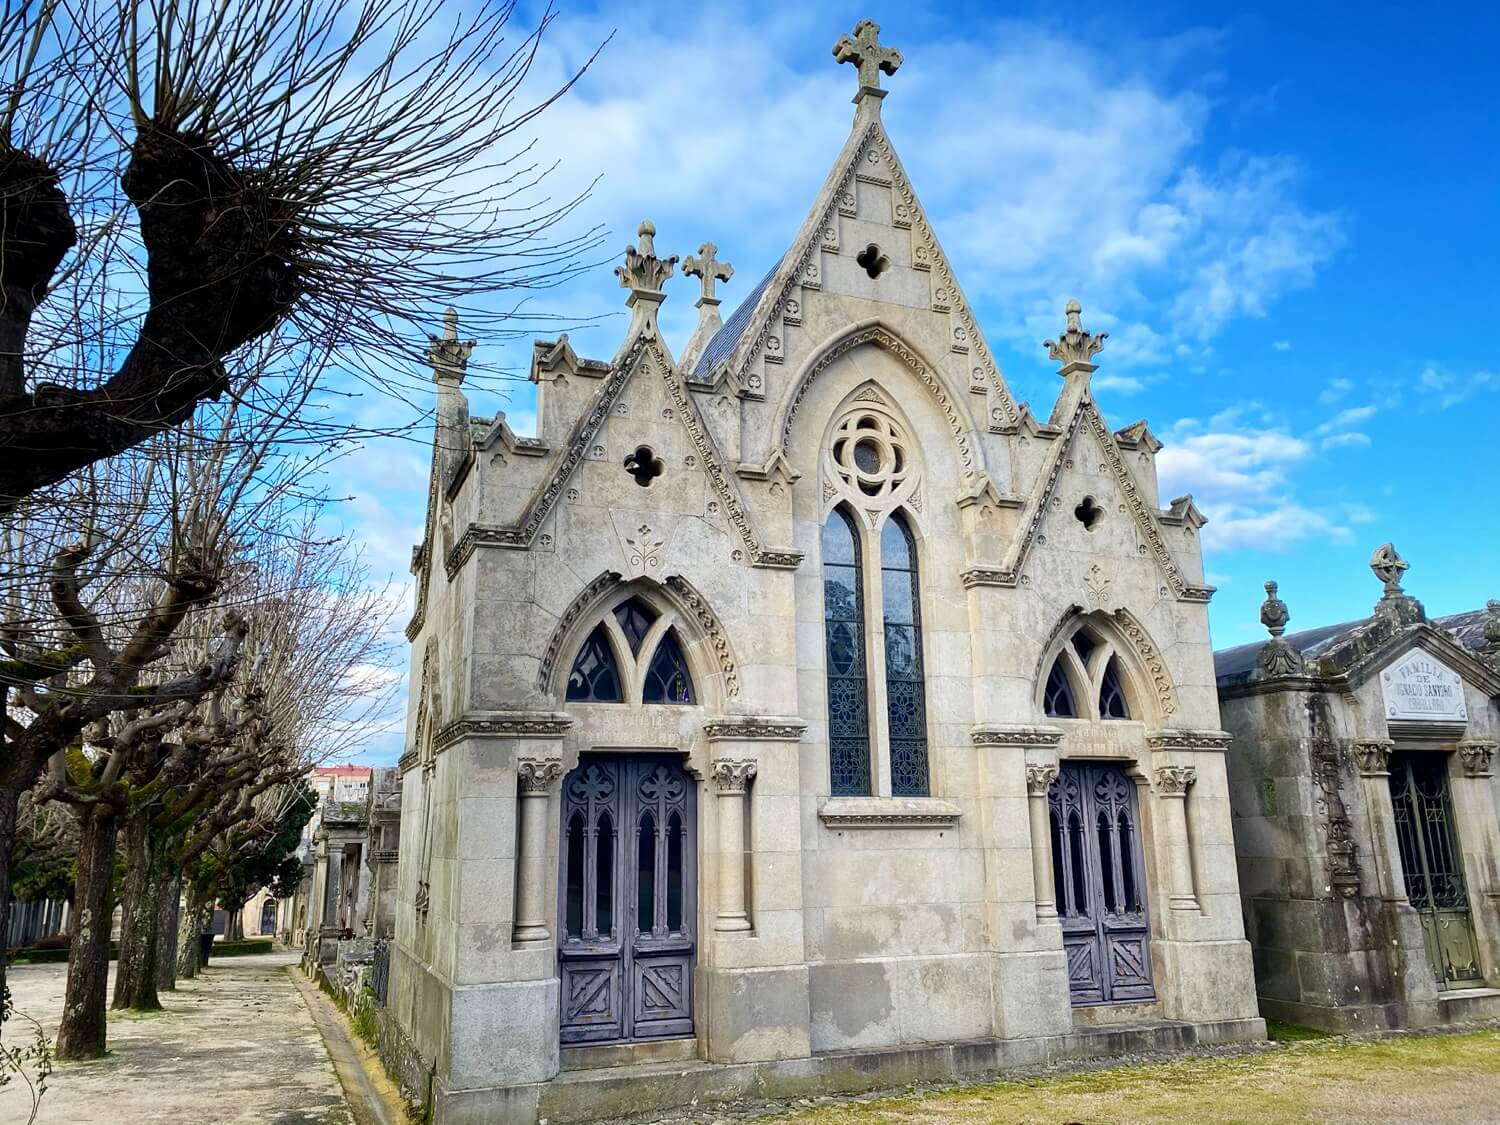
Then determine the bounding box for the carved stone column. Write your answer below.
[1353,739,1403,902]
[1025,765,1060,920]
[711,759,757,933]
[1153,765,1199,911]
[514,757,564,943]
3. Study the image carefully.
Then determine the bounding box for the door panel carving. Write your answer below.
[559,756,696,1045]
[1049,762,1155,1006]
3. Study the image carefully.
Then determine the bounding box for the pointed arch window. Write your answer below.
[1039,620,1145,722]
[642,630,694,704]
[613,597,658,654]
[567,624,622,702]
[881,513,929,797]
[1044,659,1077,719]
[1099,657,1130,720]
[822,505,871,796]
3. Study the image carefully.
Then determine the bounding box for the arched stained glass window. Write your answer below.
[613,597,658,655]
[822,506,871,796]
[642,630,694,704]
[880,513,928,797]
[1099,657,1130,719]
[1043,658,1076,718]
[567,624,623,703]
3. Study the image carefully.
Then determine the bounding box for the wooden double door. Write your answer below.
[1389,751,1482,988]
[557,755,697,1045]
[1049,762,1156,1006]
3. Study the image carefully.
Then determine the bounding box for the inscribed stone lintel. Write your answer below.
[1380,647,1468,723]
[817,795,962,828]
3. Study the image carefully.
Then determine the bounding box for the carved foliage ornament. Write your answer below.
[711,758,758,793]
[517,758,565,794]
[1153,765,1197,796]
[1025,764,1059,796]
[1352,740,1393,777]
[1458,740,1496,778]
[1043,300,1108,367]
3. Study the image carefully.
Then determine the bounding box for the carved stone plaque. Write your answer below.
[1380,648,1467,722]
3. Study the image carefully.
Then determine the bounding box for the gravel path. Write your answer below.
[0,951,351,1125]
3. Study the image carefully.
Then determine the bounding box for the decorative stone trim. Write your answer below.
[1145,729,1232,753]
[960,566,1014,589]
[817,796,962,828]
[971,724,1064,747]
[1311,739,1360,899]
[1025,764,1059,796]
[1114,611,1180,719]
[1459,739,1497,778]
[372,850,399,865]
[536,571,623,693]
[1352,739,1394,777]
[1153,765,1197,796]
[434,713,573,751]
[710,759,758,793]
[396,750,419,775]
[703,717,808,742]
[517,757,565,793]
[664,575,742,698]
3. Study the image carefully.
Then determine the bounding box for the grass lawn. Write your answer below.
[778,1029,1500,1124]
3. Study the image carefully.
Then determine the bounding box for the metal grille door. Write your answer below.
[557,756,697,1044]
[1389,752,1482,987]
[1049,762,1155,1006]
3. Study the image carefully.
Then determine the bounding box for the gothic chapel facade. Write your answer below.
[392,21,1263,1123]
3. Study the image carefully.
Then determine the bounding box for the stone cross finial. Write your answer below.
[1044,299,1108,370]
[1256,579,1304,678]
[426,307,475,384]
[615,220,678,295]
[682,242,734,308]
[1369,542,1409,596]
[833,19,902,98]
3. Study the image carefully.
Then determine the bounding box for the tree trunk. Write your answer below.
[56,802,119,1060]
[0,782,18,1032]
[177,883,207,979]
[226,906,243,941]
[156,872,181,992]
[111,816,162,1011]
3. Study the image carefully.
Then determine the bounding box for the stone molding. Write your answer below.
[817,796,962,829]
[664,575,742,698]
[1025,764,1059,796]
[710,758,758,793]
[433,713,573,751]
[396,749,419,776]
[703,717,808,742]
[1153,765,1197,796]
[517,757,565,794]
[536,570,622,693]
[1112,610,1180,719]
[1459,739,1497,778]
[1352,739,1394,777]
[970,724,1064,747]
[1145,729,1232,753]
[372,850,399,865]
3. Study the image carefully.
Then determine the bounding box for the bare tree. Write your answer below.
[0,0,602,509]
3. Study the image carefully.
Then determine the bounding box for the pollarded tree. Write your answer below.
[0,0,602,510]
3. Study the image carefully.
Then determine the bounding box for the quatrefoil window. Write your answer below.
[624,445,663,487]
[1074,495,1103,530]
[856,243,889,279]
[829,409,911,503]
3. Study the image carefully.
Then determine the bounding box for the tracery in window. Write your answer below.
[567,624,622,702]
[881,513,928,797]
[823,505,871,796]
[561,592,703,707]
[613,597,658,655]
[1039,618,1146,722]
[642,630,694,704]
[1044,659,1077,719]
[1099,657,1130,720]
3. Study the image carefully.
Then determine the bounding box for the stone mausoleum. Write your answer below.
[391,21,1264,1122]
[1217,551,1500,1032]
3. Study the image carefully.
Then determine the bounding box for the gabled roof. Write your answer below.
[692,257,782,378]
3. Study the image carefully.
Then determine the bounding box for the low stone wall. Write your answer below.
[374,1000,432,1118]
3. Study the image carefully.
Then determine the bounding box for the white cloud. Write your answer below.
[1093,374,1147,394]
[1321,432,1371,450]
[1317,377,1353,405]
[1204,503,1352,551]
[1315,404,1378,435]
[1271,340,1292,351]
[1419,363,1500,409]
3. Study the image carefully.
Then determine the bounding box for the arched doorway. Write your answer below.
[260,897,277,935]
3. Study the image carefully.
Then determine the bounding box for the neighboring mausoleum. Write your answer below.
[392,20,1263,1123]
[1216,548,1500,1032]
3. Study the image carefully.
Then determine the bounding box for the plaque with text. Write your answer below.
[1380,648,1468,722]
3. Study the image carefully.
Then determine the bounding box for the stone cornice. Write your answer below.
[1145,729,1233,753]
[703,716,808,742]
[433,713,573,751]
[817,796,962,829]
[396,750,419,776]
[970,724,1064,747]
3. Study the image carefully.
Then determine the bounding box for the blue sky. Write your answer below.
[335,1,1500,765]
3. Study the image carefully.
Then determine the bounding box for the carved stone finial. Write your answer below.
[682,242,734,309]
[426,307,475,384]
[1370,542,1409,597]
[833,19,902,102]
[1255,580,1304,679]
[615,220,678,295]
[1044,299,1107,370]
[1484,600,1500,650]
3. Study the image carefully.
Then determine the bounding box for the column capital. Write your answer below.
[1153,764,1197,797]
[517,757,565,794]
[1459,739,1497,778]
[1352,739,1395,777]
[1025,763,1059,796]
[710,758,758,793]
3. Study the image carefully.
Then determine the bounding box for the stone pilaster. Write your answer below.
[1352,739,1405,902]
[1153,765,1199,911]
[710,758,757,933]
[514,757,564,943]
[1024,764,1059,920]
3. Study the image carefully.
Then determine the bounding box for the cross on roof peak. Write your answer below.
[833,19,902,101]
[682,242,734,308]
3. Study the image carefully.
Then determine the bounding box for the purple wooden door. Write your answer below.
[558,756,696,1045]
[1049,762,1155,1006]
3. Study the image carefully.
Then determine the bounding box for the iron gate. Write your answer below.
[557,756,696,1045]
[1049,762,1155,1006]
[1389,751,1482,987]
